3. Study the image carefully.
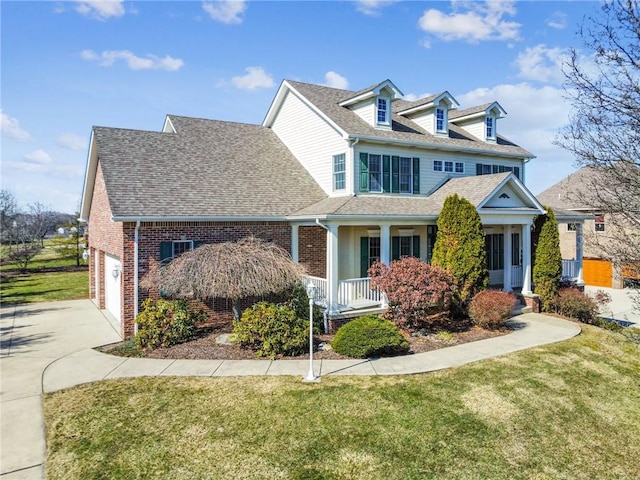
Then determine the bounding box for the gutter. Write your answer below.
[111,215,289,222]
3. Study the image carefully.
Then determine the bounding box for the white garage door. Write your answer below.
[104,254,121,323]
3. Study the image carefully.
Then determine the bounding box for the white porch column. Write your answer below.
[576,222,584,284]
[380,223,391,266]
[291,224,299,263]
[521,222,533,294]
[503,225,513,292]
[326,223,339,314]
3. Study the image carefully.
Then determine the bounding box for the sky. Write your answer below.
[1,0,604,214]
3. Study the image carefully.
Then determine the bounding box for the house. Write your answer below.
[537,165,640,288]
[80,79,546,338]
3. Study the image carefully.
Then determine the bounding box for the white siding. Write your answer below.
[355,142,524,195]
[456,119,485,141]
[271,90,350,194]
[350,99,376,126]
[407,110,435,135]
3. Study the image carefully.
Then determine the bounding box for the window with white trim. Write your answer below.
[377,97,389,124]
[595,215,605,232]
[434,160,464,174]
[172,240,193,257]
[369,154,382,192]
[567,223,578,232]
[486,116,495,140]
[485,234,504,270]
[359,153,420,194]
[333,153,346,190]
[399,157,411,193]
[435,107,446,132]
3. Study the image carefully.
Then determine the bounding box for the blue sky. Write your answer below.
[1,0,601,214]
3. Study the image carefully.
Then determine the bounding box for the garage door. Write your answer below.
[104,254,122,323]
[583,258,612,288]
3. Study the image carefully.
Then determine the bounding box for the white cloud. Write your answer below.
[546,11,567,30]
[74,1,125,20]
[355,0,399,16]
[419,0,521,44]
[323,71,349,89]
[1,111,31,141]
[403,92,434,101]
[23,149,53,165]
[202,1,247,24]
[224,67,275,90]
[81,49,184,71]
[514,44,568,83]
[57,133,88,151]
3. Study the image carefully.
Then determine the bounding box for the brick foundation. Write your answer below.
[521,293,541,313]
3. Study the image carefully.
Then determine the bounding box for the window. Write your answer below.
[567,223,578,232]
[595,215,605,232]
[434,160,464,174]
[511,233,521,266]
[377,97,388,124]
[486,117,495,139]
[160,240,196,264]
[436,107,446,132]
[360,237,381,276]
[485,234,504,270]
[333,153,346,190]
[369,154,382,192]
[172,240,193,257]
[360,153,420,194]
[391,234,421,261]
[476,163,521,179]
[427,225,438,263]
[399,157,411,193]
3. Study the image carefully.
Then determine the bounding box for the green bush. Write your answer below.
[284,281,323,334]
[331,315,409,358]
[135,298,207,350]
[550,288,598,323]
[233,302,308,359]
[469,290,516,329]
[533,207,562,311]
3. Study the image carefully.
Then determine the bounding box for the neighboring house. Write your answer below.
[81,79,545,338]
[537,165,640,288]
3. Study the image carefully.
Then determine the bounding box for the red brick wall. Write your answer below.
[298,226,326,277]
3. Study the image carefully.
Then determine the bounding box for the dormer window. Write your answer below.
[436,107,446,133]
[377,97,389,125]
[486,116,495,140]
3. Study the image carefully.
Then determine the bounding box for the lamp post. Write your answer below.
[304,282,319,382]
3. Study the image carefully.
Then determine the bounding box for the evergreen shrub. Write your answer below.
[233,302,308,359]
[331,315,409,358]
[469,290,516,329]
[533,207,562,311]
[135,298,207,350]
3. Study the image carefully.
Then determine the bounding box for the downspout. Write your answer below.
[134,220,140,335]
[315,218,330,334]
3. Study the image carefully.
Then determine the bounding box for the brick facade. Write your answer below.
[298,225,327,277]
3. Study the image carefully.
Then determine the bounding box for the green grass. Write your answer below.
[1,270,88,304]
[1,244,84,270]
[44,325,640,480]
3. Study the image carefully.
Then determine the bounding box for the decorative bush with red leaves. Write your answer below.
[468,290,517,329]
[550,287,598,323]
[368,257,456,331]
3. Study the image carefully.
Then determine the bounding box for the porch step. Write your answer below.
[511,305,532,316]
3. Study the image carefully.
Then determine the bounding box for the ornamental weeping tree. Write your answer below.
[141,237,307,321]
[431,194,489,310]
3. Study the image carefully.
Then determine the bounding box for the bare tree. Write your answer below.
[141,237,307,320]
[555,0,640,283]
[28,202,57,247]
[0,190,18,248]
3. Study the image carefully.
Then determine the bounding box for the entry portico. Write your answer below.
[294,172,545,315]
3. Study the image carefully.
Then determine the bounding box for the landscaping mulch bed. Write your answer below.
[100,317,510,361]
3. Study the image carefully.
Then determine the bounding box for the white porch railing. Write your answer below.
[511,265,523,288]
[338,277,383,307]
[303,276,383,309]
[562,259,581,280]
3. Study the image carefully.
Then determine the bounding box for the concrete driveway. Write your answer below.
[584,286,640,327]
[0,300,121,479]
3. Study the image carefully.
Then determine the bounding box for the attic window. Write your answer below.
[486,116,495,140]
[435,107,446,133]
[377,97,389,124]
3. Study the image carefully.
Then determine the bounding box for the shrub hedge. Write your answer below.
[135,298,207,350]
[331,315,409,358]
[550,288,598,323]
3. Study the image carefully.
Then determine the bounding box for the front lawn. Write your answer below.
[1,270,88,304]
[44,325,640,479]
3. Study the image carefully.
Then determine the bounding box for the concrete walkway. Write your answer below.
[1,300,581,479]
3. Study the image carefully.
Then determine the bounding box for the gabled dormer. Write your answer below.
[449,101,507,143]
[395,91,459,137]
[338,80,403,131]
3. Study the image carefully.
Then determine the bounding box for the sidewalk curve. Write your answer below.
[1,299,581,479]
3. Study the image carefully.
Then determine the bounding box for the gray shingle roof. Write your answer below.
[287,81,532,158]
[93,116,327,218]
[448,103,494,120]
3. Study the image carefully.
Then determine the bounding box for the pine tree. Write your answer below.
[432,194,488,309]
[532,206,562,311]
